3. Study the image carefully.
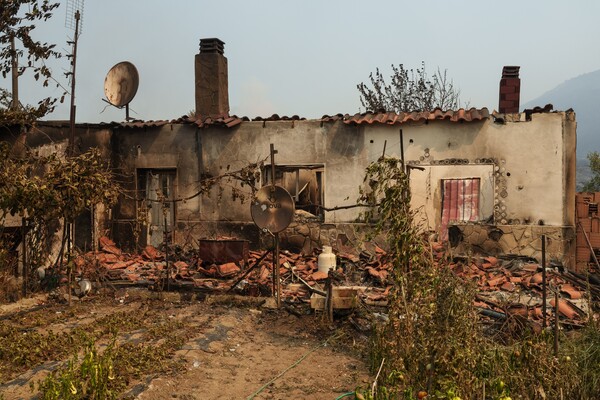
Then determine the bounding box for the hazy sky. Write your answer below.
[3,0,600,123]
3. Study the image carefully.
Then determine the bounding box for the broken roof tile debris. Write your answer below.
[63,237,599,330]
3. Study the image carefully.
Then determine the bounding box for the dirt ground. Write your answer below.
[0,289,372,400]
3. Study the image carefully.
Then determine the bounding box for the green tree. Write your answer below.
[582,151,600,192]
[357,62,462,113]
[0,0,62,123]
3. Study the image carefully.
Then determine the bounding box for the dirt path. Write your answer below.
[134,308,368,399]
[0,290,371,399]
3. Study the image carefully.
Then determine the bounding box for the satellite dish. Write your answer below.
[104,61,139,107]
[251,186,295,233]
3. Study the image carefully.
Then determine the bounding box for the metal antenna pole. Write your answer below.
[10,33,19,111]
[68,10,80,156]
[65,2,83,305]
[270,144,281,308]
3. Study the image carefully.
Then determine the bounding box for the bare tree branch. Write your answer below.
[358,62,461,113]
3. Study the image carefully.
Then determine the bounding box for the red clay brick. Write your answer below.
[503,92,520,101]
[500,85,517,94]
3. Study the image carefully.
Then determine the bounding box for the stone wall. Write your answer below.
[279,212,374,254]
[179,211,379,257]
[450,223,576,267]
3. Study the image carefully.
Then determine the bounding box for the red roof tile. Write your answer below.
[116,114,249,129]
[321,108,490,125]
[96,108,490,130]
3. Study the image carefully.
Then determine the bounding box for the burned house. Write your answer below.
[0,38,577,271]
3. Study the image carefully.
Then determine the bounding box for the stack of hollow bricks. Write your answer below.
[576,192,600,270]
[498,66,520,114]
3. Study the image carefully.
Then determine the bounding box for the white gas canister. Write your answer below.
[318,246,337,273]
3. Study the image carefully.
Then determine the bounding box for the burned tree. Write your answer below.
[357,62,461,113]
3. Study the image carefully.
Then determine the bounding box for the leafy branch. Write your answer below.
[0,0,64,122]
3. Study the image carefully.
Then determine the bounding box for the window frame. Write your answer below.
[262,164,325,218]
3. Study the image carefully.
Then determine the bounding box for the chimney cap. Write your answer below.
[200,38,225,55]
[502,66,520,79]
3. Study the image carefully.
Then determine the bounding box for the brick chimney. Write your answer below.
[195,38,229,118]
[498,66,520,113]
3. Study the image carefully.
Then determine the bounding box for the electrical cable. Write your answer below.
[246,334,338,400]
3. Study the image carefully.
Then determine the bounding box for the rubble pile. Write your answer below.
[72,237,390,304]
[69,237,600,327]
[433,245,600,328]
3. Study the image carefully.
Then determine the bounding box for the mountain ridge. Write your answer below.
[523,69,600,157]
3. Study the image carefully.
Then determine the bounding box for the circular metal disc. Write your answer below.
[251,185,295,233]
[104,61,139,107]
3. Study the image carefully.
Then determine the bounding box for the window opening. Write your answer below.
[263,164,324,218]
[589,203,598,216]
[137,169,176,247]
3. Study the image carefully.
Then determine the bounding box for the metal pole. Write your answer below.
[275,233,281,307]
[326,274,333,322]
[164,206,170,291]
[21,218,27,298]
[67,223,72,306]
[400,129,405,173]
[269,143,281,307]
[65,12,80,287]
[271,248,276,296]
[541,234,547,328]
[295,169,299,202]
[554,290,559,356]
[270,143,276,185]
[68,10,80,156]
[10,33,19,111]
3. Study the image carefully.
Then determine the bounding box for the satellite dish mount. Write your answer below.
[250,144,295,308]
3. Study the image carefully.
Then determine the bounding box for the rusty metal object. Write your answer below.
[198,239,249,265]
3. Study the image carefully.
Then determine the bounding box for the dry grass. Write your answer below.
[360,259,600,400]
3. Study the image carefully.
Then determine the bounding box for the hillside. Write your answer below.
[524,70,600,157]
[524,70,600,190]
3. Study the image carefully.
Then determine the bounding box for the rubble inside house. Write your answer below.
[70,236,391,305]
[61,236,600,330]
[431,244,600,332]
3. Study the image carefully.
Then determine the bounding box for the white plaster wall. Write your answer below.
[198,112,574,231]
[35,141,68,157]
[365,112,573,227]
[409,165,495,230]
[200,121,368,223]
[116,124,202,221]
